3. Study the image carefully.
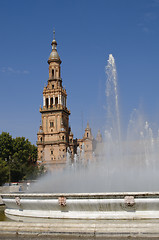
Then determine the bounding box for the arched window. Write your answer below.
[50,121,54,127]
[46,98,48,108]
[87,133,89,138]
[55,97,58,106]
[50,98,53,108]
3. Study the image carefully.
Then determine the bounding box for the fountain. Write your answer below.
[1,54,159,237]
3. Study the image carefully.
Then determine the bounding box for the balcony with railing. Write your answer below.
[39,104,70,114]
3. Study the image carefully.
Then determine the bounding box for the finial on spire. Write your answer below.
[51,28,57,49]
[53,28,55,40]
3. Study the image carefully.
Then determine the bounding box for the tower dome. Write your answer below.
[48,30,61,64]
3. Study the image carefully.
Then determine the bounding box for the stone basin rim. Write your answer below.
[2,191,159,198]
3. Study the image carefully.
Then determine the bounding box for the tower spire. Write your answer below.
[53,28,55,41]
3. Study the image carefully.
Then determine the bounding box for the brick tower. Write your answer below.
[37,32,74,170]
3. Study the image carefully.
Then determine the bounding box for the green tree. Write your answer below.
[12,137,38,182]
[0,158,8,185]
[0,132,44,185]
[0,132,13,160]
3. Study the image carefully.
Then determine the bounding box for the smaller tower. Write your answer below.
[81,122,94,161]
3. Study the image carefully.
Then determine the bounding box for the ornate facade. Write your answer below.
[37,33,102,170]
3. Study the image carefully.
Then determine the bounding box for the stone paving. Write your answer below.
[1,220,159,238]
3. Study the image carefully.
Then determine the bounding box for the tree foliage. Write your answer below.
[0,132,44,185]
[0,157,8,185]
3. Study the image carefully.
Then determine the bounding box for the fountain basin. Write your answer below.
[1,192,159,222]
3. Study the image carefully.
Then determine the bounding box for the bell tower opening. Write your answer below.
[46,98,48,108]
[50,97,53,108]
[55,97,58,106]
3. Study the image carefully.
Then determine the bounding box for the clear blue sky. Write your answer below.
[0,0,159,144]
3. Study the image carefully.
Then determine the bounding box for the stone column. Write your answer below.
[59,94,62,105]
[48,96,50,107]
[43,96,45,107]
[58,94,60,105]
